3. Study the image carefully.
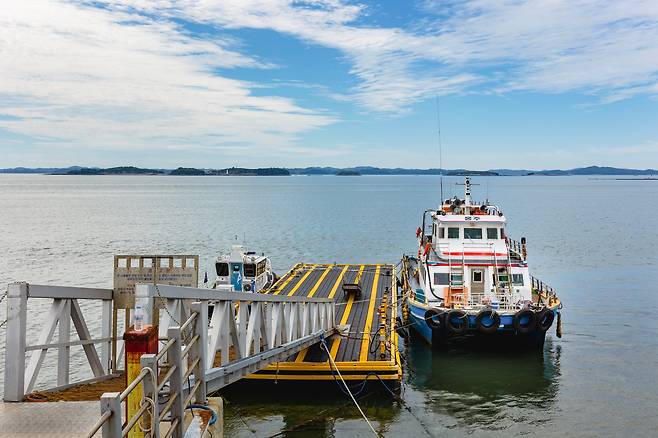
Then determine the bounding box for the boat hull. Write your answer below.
[406,299,552,350]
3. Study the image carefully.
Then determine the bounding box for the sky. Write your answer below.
[1,0,658,170]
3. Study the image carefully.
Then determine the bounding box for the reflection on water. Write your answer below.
[221,381,403,437]
[404,337,561,431]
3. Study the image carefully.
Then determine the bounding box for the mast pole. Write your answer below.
[435,96,444,203]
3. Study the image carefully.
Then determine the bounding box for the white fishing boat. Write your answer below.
[401,177,562,348]
[212,245,275,293]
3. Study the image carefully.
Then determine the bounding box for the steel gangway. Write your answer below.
[2,282,336,437]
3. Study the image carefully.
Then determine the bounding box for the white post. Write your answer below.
[237,303,248,357]
[190,302,207,404]
[57,299,71,386]
[167,326,185,438]
[101,299,112,373]
[140,354,159,437]
[4,282,28,401]
[100,392,122,438]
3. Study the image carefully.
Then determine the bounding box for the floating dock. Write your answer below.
[246,263,402,382]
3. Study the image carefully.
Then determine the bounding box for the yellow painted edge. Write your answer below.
[245,373,400,381]
[270,263,302,295]
[391,266,402,375]
[287,264,317,296]
[329,264,365,359]
[359,265,381,362]
[258,362,398,371]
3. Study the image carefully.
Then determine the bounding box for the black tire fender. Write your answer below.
[536,308,555,332]
[425,308,444,330]
[446,309,469,334]
[513,309,536,334]
[475,308,501,334]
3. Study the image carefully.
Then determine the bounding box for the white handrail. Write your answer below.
[3,282,113,402]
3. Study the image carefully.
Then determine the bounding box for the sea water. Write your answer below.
[1,174,657,437]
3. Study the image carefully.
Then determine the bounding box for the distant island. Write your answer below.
[64,166,165,175]
[1,165,656,177]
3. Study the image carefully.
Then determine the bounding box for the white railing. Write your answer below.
[88,308,206,438]
[88,284,336,438]
[466,292,527,311]
[3,282,114,402]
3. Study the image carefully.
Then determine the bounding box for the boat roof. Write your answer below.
[434,214,506,223]
[432,177,506,223]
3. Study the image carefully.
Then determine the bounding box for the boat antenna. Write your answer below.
[435,95,444,203]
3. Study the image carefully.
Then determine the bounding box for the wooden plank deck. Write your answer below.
[247,263,402,382]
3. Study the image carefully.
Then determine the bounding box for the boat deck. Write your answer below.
[247,263,402,382]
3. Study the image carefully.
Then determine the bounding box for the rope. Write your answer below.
[320,338,379,437]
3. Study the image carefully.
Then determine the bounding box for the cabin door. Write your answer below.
[471,269,485,294]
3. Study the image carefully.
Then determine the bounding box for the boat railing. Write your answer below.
[466,292,527,311]
[505,237,526,260]
[531,276,559,306]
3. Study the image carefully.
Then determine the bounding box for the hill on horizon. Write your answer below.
[1,165,656,176]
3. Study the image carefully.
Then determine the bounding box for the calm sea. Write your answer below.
[1,174,657,437]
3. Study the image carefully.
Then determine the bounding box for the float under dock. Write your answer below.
[246,263,402,382]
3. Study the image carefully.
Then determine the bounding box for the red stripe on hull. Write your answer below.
[442,252,508,257]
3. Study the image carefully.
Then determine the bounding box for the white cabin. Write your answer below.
[417,178,532,311]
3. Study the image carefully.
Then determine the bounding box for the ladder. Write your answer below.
[505,239,514,292]
[447,244,466,307]
[492,243,499,295]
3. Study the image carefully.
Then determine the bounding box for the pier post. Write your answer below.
[3,282,28,402]
[140,354,159,437]
[168,326,185,438]
[100,392,122,438]
[124,324,158,438]
[190,301,208,405]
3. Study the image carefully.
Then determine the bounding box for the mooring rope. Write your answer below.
[320,338,379,437]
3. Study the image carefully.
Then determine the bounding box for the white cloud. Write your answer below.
[113,0,658,109]
[0,1,336,163]
[1,0,657,166]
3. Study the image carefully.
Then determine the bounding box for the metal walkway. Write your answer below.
[0,401,102,437]
[2,282,337,437]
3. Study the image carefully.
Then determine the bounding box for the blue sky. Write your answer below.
[1,0,657,169]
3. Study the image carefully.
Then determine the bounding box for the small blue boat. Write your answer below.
[401,178,562,349]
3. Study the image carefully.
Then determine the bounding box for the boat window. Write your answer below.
[433,273,449,285]
[512,274,524,286]
[438,227,445,238]
[450,274,463,286]
[447,227,459,238]
[215,262,229,277]
[464,228,482,239]
[256,261,266,276]
[244,263,256,277]
[487,228,498,239]
[498,274,509,283]
[472,271,483,283]
[500,228,506,239]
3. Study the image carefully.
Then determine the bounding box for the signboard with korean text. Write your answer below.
[113,255,199,309]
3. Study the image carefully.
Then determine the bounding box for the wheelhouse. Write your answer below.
[213,245,273,293]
